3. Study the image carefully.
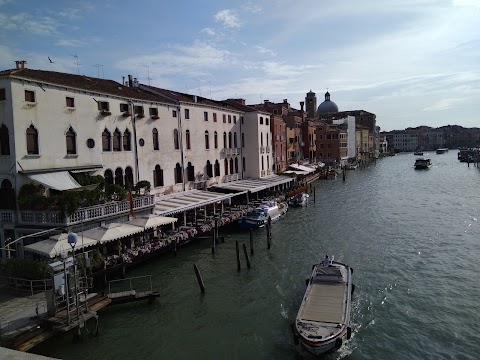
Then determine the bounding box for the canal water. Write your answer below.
[35,151,480,360]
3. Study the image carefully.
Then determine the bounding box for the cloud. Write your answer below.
[55,39,87,47]
[200,28,217,36]
[55,2,95,19]
[261,61,323,77]
[214,9,241,29]
[255,46,276,56]
[452,0,480,7]
[0,13,58,35]
[243,3,262,13]
[0,0,12,6]
[423,97,469,111]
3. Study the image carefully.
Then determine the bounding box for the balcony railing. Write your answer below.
[267,169,271,175]
[17,195,155,227]
[222,174,240,183]
[261,170,266,177]
[0,210,15,224]
[260,147,266,154]
[222,148,240,157]
[266,146,271,153]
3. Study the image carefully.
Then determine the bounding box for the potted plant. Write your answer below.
[136,113,145,118]
[122,111,132,117]
[100,110,112,116]
[151,115,159,120]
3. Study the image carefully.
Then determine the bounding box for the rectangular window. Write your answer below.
[25,90,35,102]
[204,111,208,121]
[120,103,129,112]
[98,101,109,111]
[273,109,277,114]
[134,105,144,115]
[228,115,231,123]
[326,134,331,140]
[223,114,226,123]
[260,117,263,125]
[233,116,236,124]
[185,109,190,119]
[66,97,75,107]
[266,118,269,125]
[213,113,217,122]
[149,108,158,116]
[241,117,244,124]
[0,88,5,100]
[173,110,177,117]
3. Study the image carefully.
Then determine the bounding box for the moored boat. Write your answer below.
[238,201,288,229]
[289,193,309,207]
[414,157,432,170]
[293,256,354,356]
[414,151,423,156]
[326,168,337,180]
[436,148,448,154]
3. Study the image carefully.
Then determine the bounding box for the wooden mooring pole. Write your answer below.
[266,220,272,249]
[193,263,205,293]
[249,228,254,255]
[313,187,316,203]
[242,243,251,269]
[236,241,241,271]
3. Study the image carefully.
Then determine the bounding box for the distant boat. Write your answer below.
[414,151,423,156]
[436,148,448,154]
[293,256,354,356]
[239,201,288,229]
[326,168,337,180]
[289,193,309,207]
[347,162,358,170]
[414,158,432,170]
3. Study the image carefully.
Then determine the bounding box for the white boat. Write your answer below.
[347,162,358,170]
[293,257,354,356]
[414,151,423,156]
[436,148,448,154]
[239,201,288,229]
[414,157,432,170]
[289,193,309,207]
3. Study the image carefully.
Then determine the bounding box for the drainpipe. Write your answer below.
[130,100,140,184]
[177,105,185,191]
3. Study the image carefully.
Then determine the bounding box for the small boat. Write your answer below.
[326,168,337,180]
[413,151,423,156]
[293,256,354,356]
[436,148,448,154]
[239,201,288,229]
[414,157,432,170]
[289,193,309,207]
[347,162,358,170]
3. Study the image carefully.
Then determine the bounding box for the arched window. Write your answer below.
[229,158,234,174]
[234,132,237,148]
[125,166,134,188]
[228,132,232,148]
[187,162,195,181]
[266,133,269,147]
[102,129,111,151]
[66,127,76,155]
[242,157,246,172]
[205,131,210,149]
[261,156,264,171]
[174,163,183,183]
[153,165,164,187]
[0,179,15,210]
[104,169,114,185]
[224,159,228,175]
[260,133,263,147]
[214,131,218,149]
[115,167,124,185]
[242,133,245,148]
[152,128,159,150]
[173,129,179,150]
[123,129,131,151]
[113,129,121,151]
[206,160,213,177]
[185,130,191,150]
[0,125,10,155]
[223,132,227,149]
[234,158,238,173]
[214,160,220,177]
[267,156,269,170]
[26,125,39,154]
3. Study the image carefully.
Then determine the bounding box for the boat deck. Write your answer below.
[299,282,346,324]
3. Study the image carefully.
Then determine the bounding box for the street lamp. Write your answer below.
[67,232,80,322]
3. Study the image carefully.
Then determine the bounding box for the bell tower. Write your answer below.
[305,90,317,119]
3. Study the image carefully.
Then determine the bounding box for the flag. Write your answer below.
[128,191,136,219]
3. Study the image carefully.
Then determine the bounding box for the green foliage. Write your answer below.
[105,184,127,201]
[3,258,53,280]
[134,180,151,195]
[17,184,46,210]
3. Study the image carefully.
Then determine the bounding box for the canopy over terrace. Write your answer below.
[209,175,294,195]
[153,189,243,217]
[24,233,97,258]
[288,164,316,173]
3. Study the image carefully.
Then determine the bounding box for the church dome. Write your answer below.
[317,91,339,114]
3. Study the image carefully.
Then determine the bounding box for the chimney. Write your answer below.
[128,75,133,87]
[264,100,269,104]
[15,60,27,69]
[283,99,288,104]
[122,76,125,86]
[228,98,246,105]
[300,101,305,122]
[133,78,139,88]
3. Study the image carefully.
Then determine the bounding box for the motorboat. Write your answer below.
[413,151,423,156]
[326,168,337,180]
[347,162,358,170]
[239,201,288,229]
[289,193,309,207]
[293,256,354,356]
[436,148,448,154]
[414,157,432,170]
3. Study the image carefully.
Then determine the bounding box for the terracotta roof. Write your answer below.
[224,99,271,114]
[0,68,175,104]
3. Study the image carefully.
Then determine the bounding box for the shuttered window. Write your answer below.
[102,129,111,151]
[113,129,121,151]
[0,125,10,155]
[123,129,131,151]
[152,129,159,150]
[66,127,76,154]
[26,125,39,154]
[25,90,35,102]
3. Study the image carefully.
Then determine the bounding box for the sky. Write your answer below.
[0,0,479,131]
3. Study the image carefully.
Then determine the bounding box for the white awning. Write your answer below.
[284,170,309,175]
[127,215,177,229]
[210,175,294,193]
[24,233,97,258]
[28,171,82,191]
[81,223,144,244]
[288,164,316,173]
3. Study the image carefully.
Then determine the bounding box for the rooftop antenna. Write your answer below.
[208,80,212,99]
[141,65,152,86]
[72,54,81,74]
[92,64,104,78]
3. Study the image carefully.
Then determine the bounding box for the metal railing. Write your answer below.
[0,275,52,296]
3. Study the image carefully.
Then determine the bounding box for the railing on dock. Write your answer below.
[0,275,52,296]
